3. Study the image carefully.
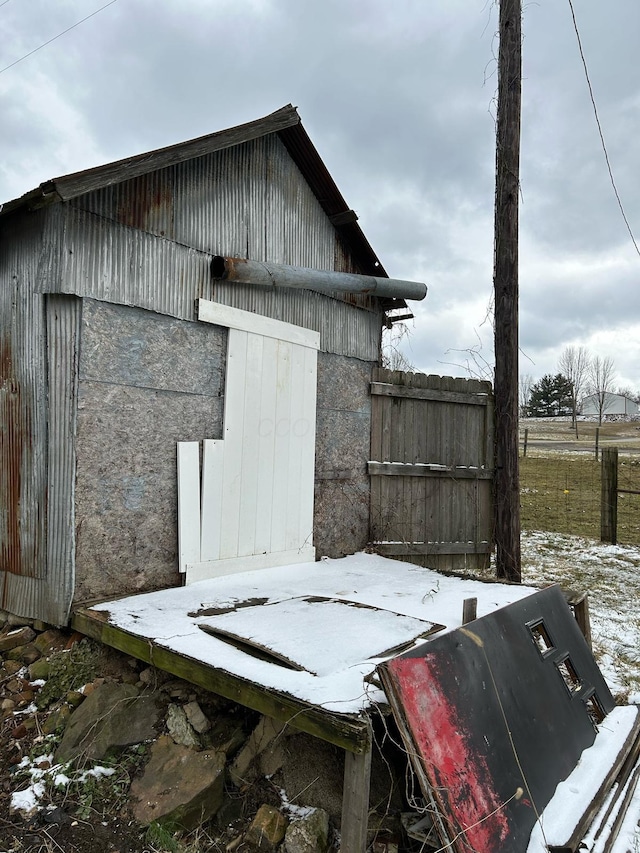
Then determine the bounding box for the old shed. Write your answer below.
[0,105,426,625]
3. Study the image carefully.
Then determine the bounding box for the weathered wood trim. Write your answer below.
[374,542,491,556]
[71,609,370,754]
[198,299,320,349]
[368,462,493,480]
[187,547,316,584]
[341,718,373,853]
[370,382,490,406]
[548,710,640,851]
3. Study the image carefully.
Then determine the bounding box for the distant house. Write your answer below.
[580,392,639,417]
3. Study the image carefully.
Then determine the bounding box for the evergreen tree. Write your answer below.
[527,373,573,417]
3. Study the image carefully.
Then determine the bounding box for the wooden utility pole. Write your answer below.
[494,0,522,582]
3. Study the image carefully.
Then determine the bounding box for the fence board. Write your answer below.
[370,371,494,572]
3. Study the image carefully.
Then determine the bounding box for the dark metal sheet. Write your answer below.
[379,585,615,853]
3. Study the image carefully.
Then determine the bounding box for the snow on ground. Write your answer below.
[520,530,640,851]
[521,530,640,703]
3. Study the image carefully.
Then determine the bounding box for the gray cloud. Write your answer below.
[1,0,638,389]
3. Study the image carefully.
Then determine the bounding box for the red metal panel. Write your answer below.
[380,586,616,852]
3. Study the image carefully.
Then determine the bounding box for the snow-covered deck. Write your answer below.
[72,552,538,752]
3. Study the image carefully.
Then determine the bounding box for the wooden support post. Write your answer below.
[462,598,478,624]
[600,447,618,545]
[523,428,528,457]
[341,719,373,853]
[564,590,592,649]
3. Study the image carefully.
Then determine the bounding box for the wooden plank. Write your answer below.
[71,608,369,754]
[374,542,491,556]
[177,441,201,574]
[219,329,248,559]
[200,439,224,563]
[367,462,492,479]
[198,298,320,349]
[370,382,490,406]
[549,711,640,851]
[285,343,306,551]
[462,598,478,624]
[254,336,278,555]
[297,344,317,549]
[600,764,640,853]
[237,332,264,557]
[341,719,373,853]
[271,339,293,553]
[187,546,316,584]
[370,391,382,540]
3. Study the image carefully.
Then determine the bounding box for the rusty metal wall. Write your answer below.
[0,210,48,615]
[47,135,383,361]
[0,210,48,580]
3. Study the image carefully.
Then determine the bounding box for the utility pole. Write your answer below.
[493,0,522,582]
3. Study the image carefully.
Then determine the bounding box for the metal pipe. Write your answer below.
[211,256,427,301]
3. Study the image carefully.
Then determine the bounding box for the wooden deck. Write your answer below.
[71,553,539,852]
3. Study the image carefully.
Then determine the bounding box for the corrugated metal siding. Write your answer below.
[66,134,383,358]
[0,213,78,625]
[44,294,81,624]
[73,136,341,268]
[0,210,48,600]
[46,203,382,361]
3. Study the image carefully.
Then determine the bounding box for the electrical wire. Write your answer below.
[567,0,640,259]
[0,0,120,76]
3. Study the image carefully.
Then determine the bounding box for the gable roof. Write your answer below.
[0,105,387,277]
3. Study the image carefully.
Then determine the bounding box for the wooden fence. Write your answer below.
[369,369,494,572]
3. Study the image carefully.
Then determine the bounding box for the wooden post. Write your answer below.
[341,719,373,853]
[600,447,618,544]
[523,428,528,457]
[463,598,478,624]
[595,427,600,460]
[493,0,522,583]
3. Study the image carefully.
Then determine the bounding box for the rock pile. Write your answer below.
[1,610,401,853]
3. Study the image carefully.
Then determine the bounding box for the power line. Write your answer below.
[567,0,640,259]
[0,0,120,76]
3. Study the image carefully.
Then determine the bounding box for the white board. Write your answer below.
[179,304,318,584]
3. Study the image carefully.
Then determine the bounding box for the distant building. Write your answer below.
[580,393,639,417]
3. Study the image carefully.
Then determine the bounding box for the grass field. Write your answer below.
[519,419,640,545]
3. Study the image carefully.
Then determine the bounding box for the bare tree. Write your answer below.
[519,373,534,417]
[558,345,590,430]
[588,355,616,424]
[381,323,415,372]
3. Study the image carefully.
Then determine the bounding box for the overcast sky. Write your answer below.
[2,0,639,391]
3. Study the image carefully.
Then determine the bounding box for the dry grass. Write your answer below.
[519,419,640,545]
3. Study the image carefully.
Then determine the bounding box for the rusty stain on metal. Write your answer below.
[116,176,175,237]
[0,337,26,578]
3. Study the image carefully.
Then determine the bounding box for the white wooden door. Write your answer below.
[178,299,319,584]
